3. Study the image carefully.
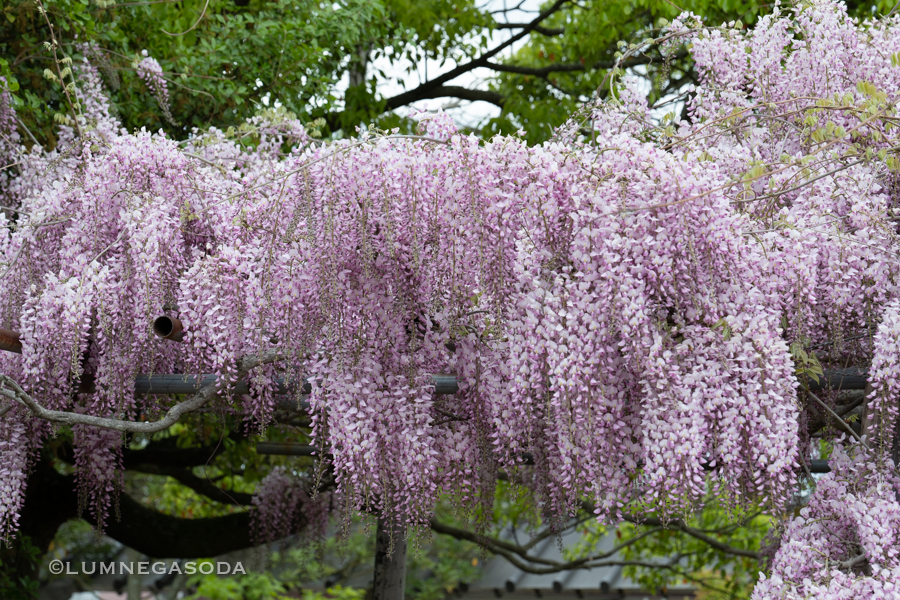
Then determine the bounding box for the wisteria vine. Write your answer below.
[1,2,900,595]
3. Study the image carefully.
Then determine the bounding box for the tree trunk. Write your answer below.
[372,517,406,600]
[348,44,371,89]
[126,547,143,600]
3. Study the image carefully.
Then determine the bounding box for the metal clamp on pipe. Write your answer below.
[153,315,184,342]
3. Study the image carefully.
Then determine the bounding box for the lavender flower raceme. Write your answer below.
[0,4,899,595]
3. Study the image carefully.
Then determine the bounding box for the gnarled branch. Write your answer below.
[0,349,282,433]
[621,515,760,559]
[429,518,669,573]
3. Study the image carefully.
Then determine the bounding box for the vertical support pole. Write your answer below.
[126,547,142,600]
[372,517,407,600]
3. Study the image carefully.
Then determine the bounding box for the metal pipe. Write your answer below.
[809,459,830,473]
[130,374,310,396]
[0,328,21,354]
[0,323,871,398]
[153,315,184,342]
[431,374,458,394]
[118,369,860,393]
[0,322,874,393]
[125,374,454,396]
[255,442,318,456]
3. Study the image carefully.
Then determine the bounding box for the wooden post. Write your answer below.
[372,517,407,600]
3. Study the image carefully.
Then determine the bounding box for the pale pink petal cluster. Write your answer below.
[0,5,900,596]
[752,445,900,599]
[136,54,174,125]
[0,420,29,540]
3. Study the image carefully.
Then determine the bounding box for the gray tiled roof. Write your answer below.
[459,526,694,600]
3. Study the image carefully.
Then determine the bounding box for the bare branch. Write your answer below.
[837,393,867,417]
[622,515,760,559]
[407,86,506,108]
[383,0,571,111]
[574,501,760,560]
[495,23,564,36]
[840,553,868,571]
[489,542,687,576]
[487,0,530,15]
[430,518,667,571]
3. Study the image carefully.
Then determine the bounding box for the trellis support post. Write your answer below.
[372,516,407,600]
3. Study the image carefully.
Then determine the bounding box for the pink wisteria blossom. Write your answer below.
[135,52,174,125]
[1,1,899,595]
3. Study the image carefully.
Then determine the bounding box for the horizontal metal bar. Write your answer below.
[132,374,301,395]
[123,369,863,396]
[255,443,836,474]
[699,458,831,473]
[123,374,460,396]
[0,320,869,394]
[809,459,830,473]
[431,374,459,394]
[256,442,318,456]
[0,322,869,393]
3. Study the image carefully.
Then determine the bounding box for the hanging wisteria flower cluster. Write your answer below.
[135,52,174,125]
[1,1,900,595]
[251,466,331,544]
[752,444,900,597]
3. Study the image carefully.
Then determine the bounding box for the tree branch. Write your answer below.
[130,464,255,506]
[0,349,282,433]
[109,492,258,558]
[22,455,267,560]
[488,541,687,576]
[807,389,869,448]
[383,0,570,111]
[574,501,760,560]
[840,553,868,571]
[622,515,759,559]
[430,518,667,571]
[494,23,564,36]
[405,86,506,108]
